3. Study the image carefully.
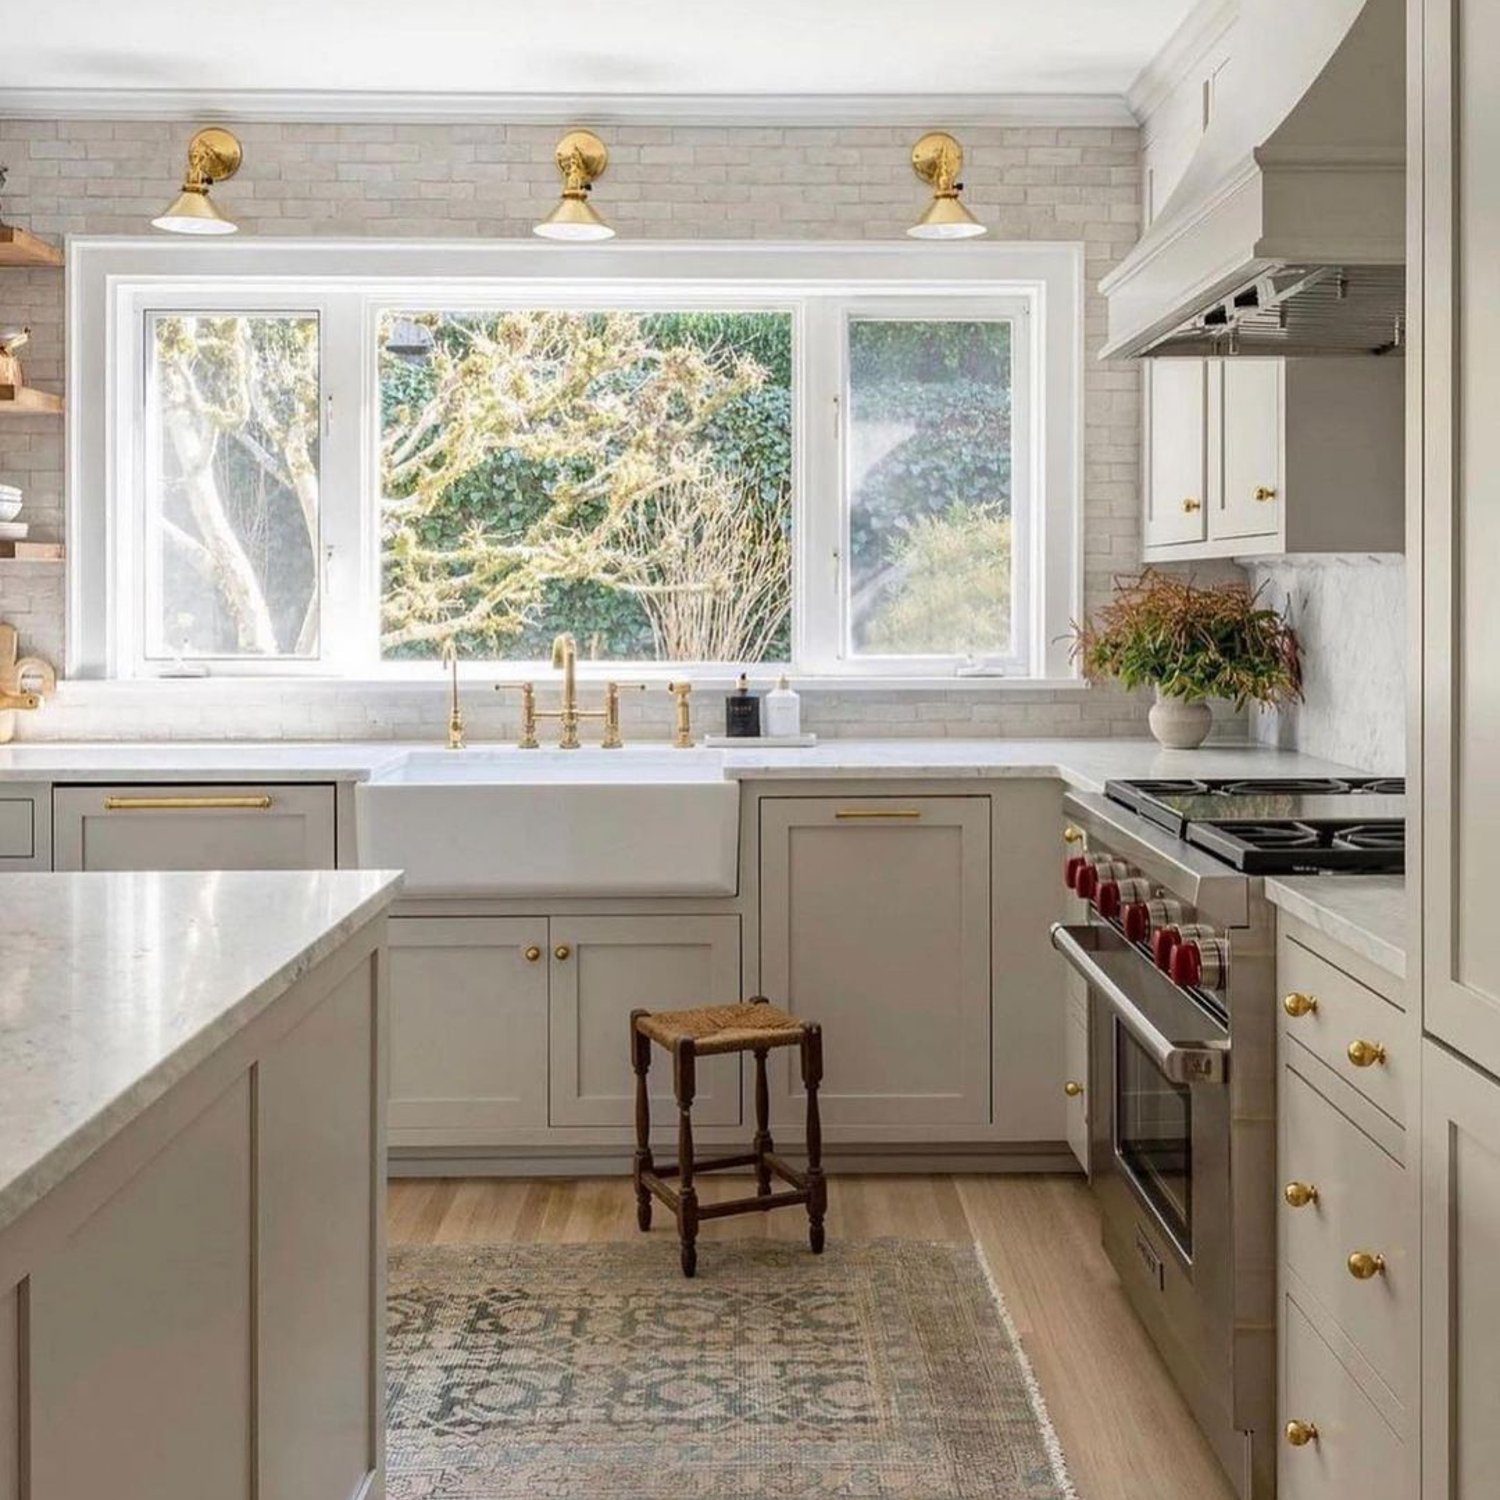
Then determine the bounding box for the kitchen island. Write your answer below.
[0,867,400,1500]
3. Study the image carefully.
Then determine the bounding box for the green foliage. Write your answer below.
[858,506,1012,656]
[1074,569,1303,708]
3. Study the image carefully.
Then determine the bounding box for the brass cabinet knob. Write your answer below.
[1347,1250,1387,1280]
[523,945,542,963]
[554,944,572,961]
[1182,497,1202,513]
[1064,1081,1084,1098]
[1283,991,1319,1018]
[1284,1181,1320,1209]
[1254,485,1278,502]
[1346,1039,1387,1068]
[1063,825,1085,845]
[1284,1420,1319,1447]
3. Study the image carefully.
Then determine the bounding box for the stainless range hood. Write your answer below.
[1101,0,1404,358]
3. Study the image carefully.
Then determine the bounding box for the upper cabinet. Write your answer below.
[1142,356,1405,561]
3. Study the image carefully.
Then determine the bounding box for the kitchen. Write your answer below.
[0,1,1492,1497]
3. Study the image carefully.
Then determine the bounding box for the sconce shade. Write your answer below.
[906,130,987,240]
[153,126,242,236]
[534,129,615,242]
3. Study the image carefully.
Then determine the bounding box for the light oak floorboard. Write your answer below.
[388,1173,1234,1500]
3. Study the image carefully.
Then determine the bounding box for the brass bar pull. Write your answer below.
[834,809,922,820]
[104,794,274,812]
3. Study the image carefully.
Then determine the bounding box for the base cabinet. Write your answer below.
[1421,1038,1500,1498]
[549,915,741,1128]
[388,916,549,1146]
[758,795,992,1130]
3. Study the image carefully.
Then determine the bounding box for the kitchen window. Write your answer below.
[71,241,1081,683]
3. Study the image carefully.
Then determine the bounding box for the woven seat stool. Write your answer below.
[629,997,825,1277]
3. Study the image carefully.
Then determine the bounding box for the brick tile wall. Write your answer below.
[0,116,1203,742]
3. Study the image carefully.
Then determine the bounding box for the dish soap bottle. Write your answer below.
[764,675,801,738]
[725,673,761,737]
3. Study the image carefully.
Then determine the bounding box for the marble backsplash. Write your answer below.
[1247,555,1406,774]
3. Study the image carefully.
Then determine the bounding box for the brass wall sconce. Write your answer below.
[152,127,242,236]
[907,131,987,240]
[534,129,615,242]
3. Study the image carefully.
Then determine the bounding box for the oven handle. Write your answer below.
[1049,923,1228,1085]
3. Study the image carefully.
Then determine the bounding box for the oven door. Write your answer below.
[1049,921,1230,1260]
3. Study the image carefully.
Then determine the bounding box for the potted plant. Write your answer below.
[1072,570,1302,749]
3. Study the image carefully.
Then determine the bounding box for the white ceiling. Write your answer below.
[1,0,1197,107]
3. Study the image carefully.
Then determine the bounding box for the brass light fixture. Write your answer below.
[152,127,242,236]
[907,131,986,240]
[534,130,615,242]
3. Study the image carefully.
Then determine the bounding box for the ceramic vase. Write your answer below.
[1148,687,1213,750]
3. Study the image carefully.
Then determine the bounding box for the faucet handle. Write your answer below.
[667,680,694,749]
[494,681,539,749]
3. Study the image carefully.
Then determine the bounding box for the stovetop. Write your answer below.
[1104,776,1406,874]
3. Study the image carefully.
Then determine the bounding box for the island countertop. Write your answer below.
[0,868,401,1236]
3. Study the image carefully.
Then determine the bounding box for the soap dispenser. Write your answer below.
[765,675,801,737]
[724,673,761,738]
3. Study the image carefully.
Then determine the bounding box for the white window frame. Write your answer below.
[69,238,1083,686]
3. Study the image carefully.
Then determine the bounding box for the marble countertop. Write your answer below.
[1264,875,1408,982]
[0,737,1375,791]
[0,868,401,1237]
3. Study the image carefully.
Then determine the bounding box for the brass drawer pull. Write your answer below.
[1347,1250,1387,1280]
[835,809,922,820]
[1063,825,1084,845]
[1254,485,1278,502]
[524,946,542,963]
[1182,497,1202,513]
[1346,1039,1387,1068]
[1064,1081,1084,1098]
[554,944,572,961]
[1283,991,1318,1018]
[1284,1420,1319,1447]
[1284,1181,1319,1209]
[103,794,274,812]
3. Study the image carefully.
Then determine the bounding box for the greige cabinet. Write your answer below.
[1415,0,1500,1084]
[1143,357,1404,561]
[387,916,550,1147]
[1421,1039,1500,1498]
[0,782,49,869]
[53,783,336,871]
[758,795,992,1130]
[549,915,741,1128]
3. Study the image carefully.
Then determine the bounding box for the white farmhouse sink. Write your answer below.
[355,747,740,897]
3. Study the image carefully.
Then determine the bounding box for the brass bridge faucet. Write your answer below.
[512,632,643,749]
[441,638,465,750]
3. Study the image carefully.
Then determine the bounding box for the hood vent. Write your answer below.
[1101,0,1405,359]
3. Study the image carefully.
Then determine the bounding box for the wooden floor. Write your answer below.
[389,1173,1236,1500]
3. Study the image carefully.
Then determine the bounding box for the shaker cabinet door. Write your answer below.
[1144,360,1209,547]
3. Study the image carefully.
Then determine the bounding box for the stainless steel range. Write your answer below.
[1049,776,1405,1500]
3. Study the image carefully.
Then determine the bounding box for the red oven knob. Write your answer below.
[1096,879,1122,918]
[1123,902,1151,942]
[1075,863,1099,899]
[1170,940,1203,989]
[1065,856,1086,890]
[1152,926,1181,971]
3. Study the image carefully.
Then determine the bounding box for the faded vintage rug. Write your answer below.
[387,1239,1076,1499]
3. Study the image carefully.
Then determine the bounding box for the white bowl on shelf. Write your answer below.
[0,499,21,522]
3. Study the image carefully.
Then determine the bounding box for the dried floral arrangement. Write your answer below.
[1073,569,1302,708]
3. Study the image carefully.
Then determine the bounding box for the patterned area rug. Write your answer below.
[387,1239,1076,1499]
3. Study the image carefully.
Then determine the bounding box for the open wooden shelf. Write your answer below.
[0,385,63,415]
[0,226,64,268]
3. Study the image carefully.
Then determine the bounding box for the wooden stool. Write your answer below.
[629,997,826,1277]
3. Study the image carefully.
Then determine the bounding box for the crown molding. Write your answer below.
[1126,0,1239,130]
[0,86,1137,129]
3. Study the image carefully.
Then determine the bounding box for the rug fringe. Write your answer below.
[970,1240,1082,1500]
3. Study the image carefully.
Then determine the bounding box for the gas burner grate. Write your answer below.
[1357,778,1406,796]
[1221,822,1325,849]
[1333,822,1405,852]
[1217,778,1354,797]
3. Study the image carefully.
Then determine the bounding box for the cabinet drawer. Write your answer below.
[1280,1291,1406,1500]
[53,784,337,871]
[1279,936,1407,1126]
[1280,1064,1413,1406]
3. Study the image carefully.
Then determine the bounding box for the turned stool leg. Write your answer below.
[629,1009,654,1232]
[674,1038,699,1277]
[801,1022,827,1254]
[752,1047,774,1196]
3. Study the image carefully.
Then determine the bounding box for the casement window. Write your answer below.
[71,241,1081,685]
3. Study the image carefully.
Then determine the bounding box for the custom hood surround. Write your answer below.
[1101,0,1404,358]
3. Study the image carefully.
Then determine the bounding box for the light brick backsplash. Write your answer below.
[0,115,1194,743]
